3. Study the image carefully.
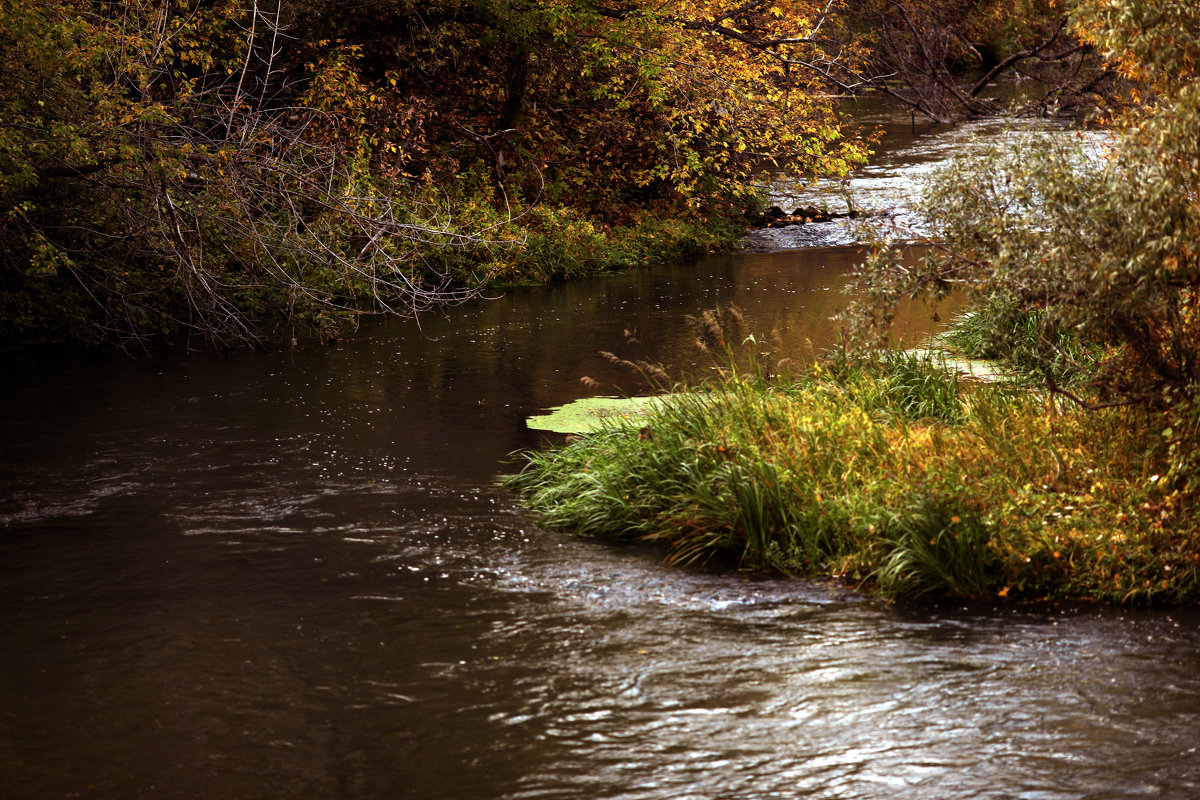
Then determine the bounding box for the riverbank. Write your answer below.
[440,204,750,288]
[505,353,1200,605]
[0,198,750,350]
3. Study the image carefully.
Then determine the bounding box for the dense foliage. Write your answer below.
[1,0,470,347]
[506,357,1200,603]
[0,0,871,348]
[845,0,1200,480]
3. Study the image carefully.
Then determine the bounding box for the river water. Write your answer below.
[3,121,1200,799]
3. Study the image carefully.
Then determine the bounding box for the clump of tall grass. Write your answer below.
[939,300,1102,389]
[818,349,964,424]
[872,500,996,600]
[506,355,1200,604]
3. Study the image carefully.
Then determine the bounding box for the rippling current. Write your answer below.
[3,119,1199,800]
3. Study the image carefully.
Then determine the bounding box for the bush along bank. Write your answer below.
[427,194,751,290]
[504,352,1200,604]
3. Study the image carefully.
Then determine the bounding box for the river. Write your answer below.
[2,118,1199,800]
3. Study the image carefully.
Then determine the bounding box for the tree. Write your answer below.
[816,0,1118,122]
[845,0,1200,407]
[1,0,871,348]
[328,0,871,209]
[0,1,517,348]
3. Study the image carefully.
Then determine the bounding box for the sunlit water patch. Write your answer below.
[746,116,1110,251]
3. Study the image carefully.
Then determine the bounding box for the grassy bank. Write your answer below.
[505,354,1200,604]
[0,195,748,350]
[442,202,749,288]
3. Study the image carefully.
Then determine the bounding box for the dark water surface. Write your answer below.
[4,252,1200,795]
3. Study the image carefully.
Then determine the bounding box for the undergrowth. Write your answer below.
[505,354,1200,604]
[939,300,1103,389]
[418,174,747,288]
